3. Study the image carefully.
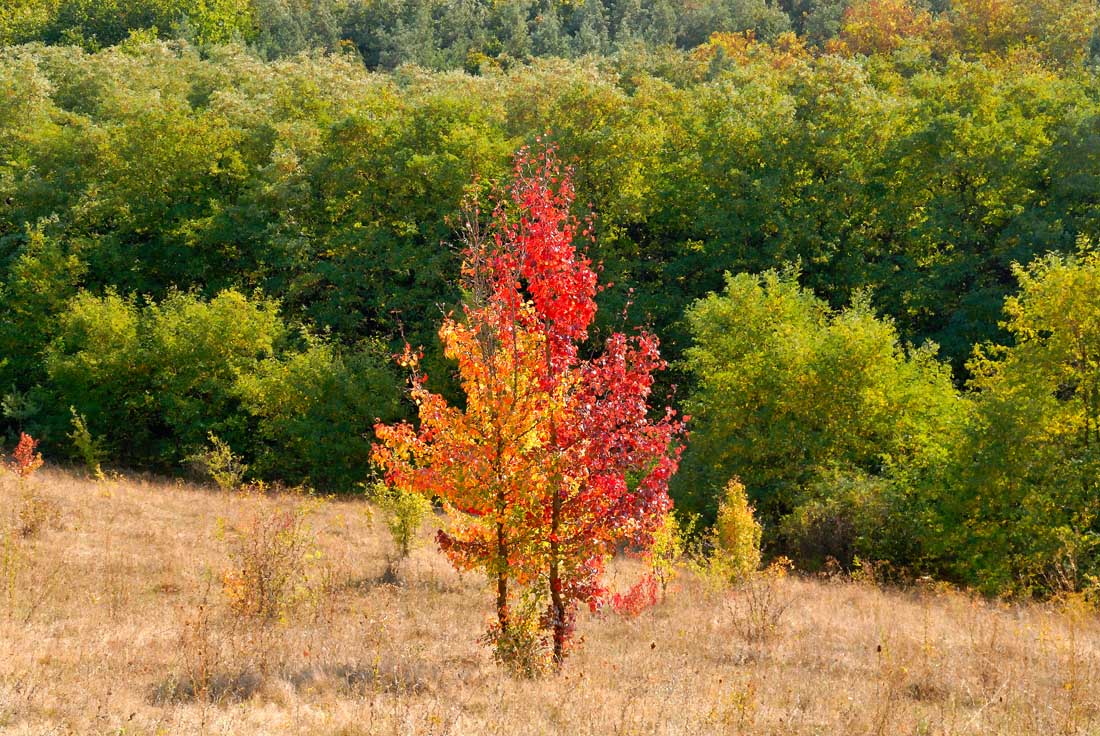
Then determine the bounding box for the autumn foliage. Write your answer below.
[840,0,934,55]
[4,433,44,479]
[373,145,684,667]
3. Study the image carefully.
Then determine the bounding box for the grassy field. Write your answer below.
[1,467,1098,735]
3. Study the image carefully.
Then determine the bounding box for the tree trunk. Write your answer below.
[549,487,565,667]
[496,506,509,634]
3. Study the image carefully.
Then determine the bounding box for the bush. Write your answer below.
[45,289,406,491]
[145,290,283,461]
[609,573,659,618]
[188,433,249,492]
[676,270,964,535]
[372,482,433,561]
[236,340,403,491]
[780,468,891,570]
[647,510,694,600]
[939,246,1100,595]
[2,433,57,538]
[44,291,147,461]
[68,408,106,480]
[218,494,316,622]
[702,478,763,587]
[484,593,551,679]
[47,289,280,468]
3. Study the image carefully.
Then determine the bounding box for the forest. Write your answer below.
[3,0,1100,601]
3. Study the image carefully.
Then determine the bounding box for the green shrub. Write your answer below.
[372,482,433,560]
[676,269,965,544]
[68,407,106,480]
[647,510,695,599]
[188,432,248,492]
[940,245,1100,595]
[44,290,149,462]
[777,468,928,577]
[146,289,283,460]
[46,289,282,468]
[236,340,403,491]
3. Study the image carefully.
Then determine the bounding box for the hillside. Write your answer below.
[1,467,1097,735]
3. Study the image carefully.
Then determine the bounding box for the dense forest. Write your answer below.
[4,0,1100,597]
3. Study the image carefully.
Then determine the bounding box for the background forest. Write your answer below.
[4,0,1100,598]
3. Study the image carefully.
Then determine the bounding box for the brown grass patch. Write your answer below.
[0,467,1098,734]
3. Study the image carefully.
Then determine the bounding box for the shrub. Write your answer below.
[236,340,403,491]
[647,510,694,600]
[2,433,57,540]
[676,270,963,536]
[189,433,248,492]
[14,485,60,538]
[47,289,282,469]
[372,483,432,561]
[484,593,551,679]
[146,290,283,460]
[44,291,148,463]
[68,408,106,480]
[707,478,763,586]
[4,433,44,478]
[779,468,892,570]
[934,245,1100,595]
[218,495,316,622]
[609,573,660,618]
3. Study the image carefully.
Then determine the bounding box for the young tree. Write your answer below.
[373,145,684,668]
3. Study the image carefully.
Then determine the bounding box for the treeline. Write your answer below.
[4,31,1100,594]
[3,0,1100,69]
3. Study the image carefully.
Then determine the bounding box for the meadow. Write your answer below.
[2,467,1098,736]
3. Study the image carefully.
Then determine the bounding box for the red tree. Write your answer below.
[4,432,43,478]
[373,144,684,668]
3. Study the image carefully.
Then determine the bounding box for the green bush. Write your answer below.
[46,289,280,467]
[145,289,283,459]
[676,270,966,548]
[372,482,433,560]
[778,468,893,571]
[188,432,249,491]
[43,288,404,489]
[236,340,403,491]
[43,290,149,461]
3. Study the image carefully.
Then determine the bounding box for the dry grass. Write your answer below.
[1,466,1099,735]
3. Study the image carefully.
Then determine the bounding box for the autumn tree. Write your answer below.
[839,0,932,55]
[373,145,684,668]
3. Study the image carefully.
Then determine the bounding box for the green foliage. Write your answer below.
[371,482,433,560]
[2,27,1100,594]
[940,245,1100,595]
[647,509,694,598]
[677,270,965,536]
[44,289,281,466]
[778,467,905,571]
[67,407,105,479]
[43,290,147,459]
[189,432,249,491]
[0,227,87,396]
[237,340,402,490]
[38,283,402,489]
